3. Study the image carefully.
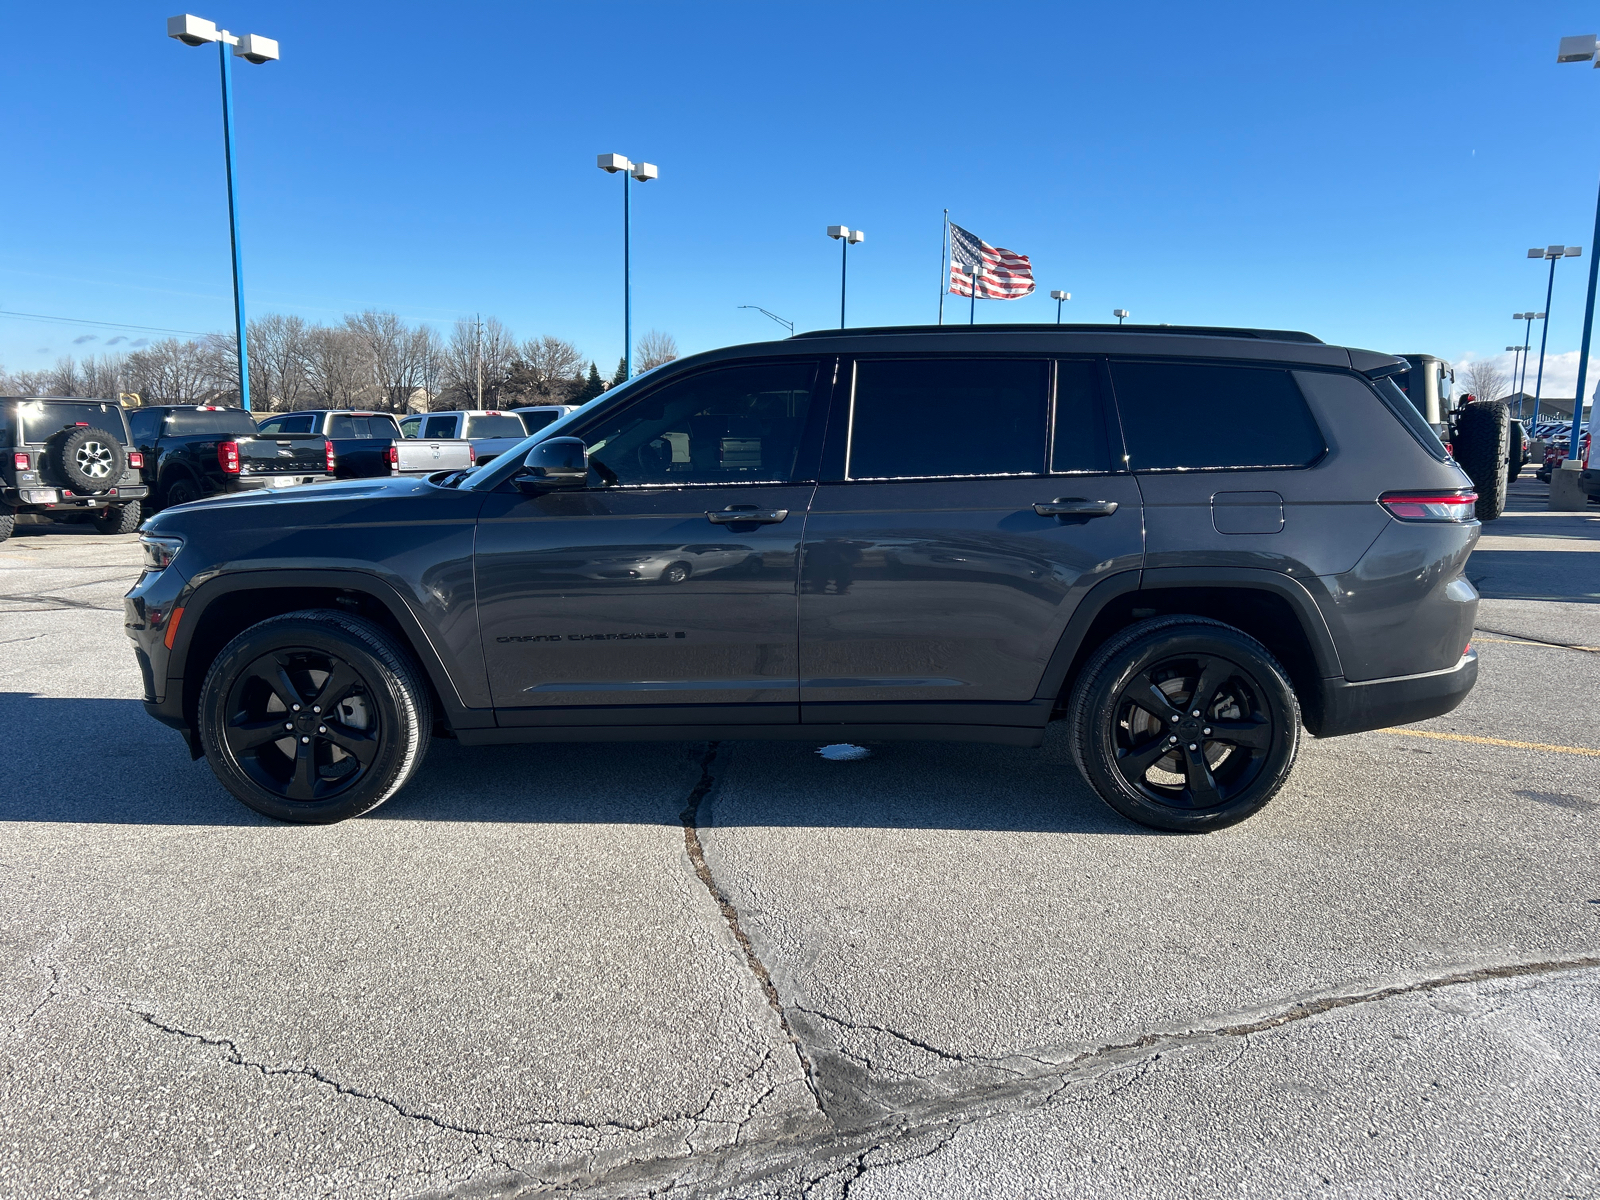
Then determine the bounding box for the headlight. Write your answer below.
[140,535,184,571]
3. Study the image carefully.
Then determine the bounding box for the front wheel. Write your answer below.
[1067,617,1301,832]
[198,610,432,822]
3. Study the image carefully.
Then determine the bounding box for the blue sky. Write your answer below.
[7,1,1600,396]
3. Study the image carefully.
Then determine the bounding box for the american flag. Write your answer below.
[948,223,1035,299]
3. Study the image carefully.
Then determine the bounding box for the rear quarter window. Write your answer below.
[1110,361,1325,471]
[1369,376,1449,461]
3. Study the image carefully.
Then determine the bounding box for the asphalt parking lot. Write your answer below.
[2,476,1598,1199]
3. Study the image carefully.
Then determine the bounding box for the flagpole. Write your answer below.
[938,210,949,325]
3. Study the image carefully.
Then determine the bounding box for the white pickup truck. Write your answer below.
[399,410,531,465]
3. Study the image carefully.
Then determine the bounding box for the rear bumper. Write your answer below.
[1580,468,1599,498]
[1309,649,1478,739]
[233,473,335,491]
[3,485,148,510]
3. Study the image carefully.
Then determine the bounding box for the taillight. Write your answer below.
[325,440,336,473]
[127,451,144,469]
[1380,491,1478,521]
[12,452,29,469]
[468,445,477,465]
[387,444,399,467]
[1443,442,1453,457]
[217,441,240,473]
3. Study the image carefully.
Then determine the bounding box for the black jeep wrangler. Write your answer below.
[127,325,1480,831]
[1,396,149,540]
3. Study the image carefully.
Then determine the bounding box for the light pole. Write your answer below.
[1505,347,1526,417]
[166,15,279,412]
[598,154,658,380]
[1558,33,1600,468]
[956,262,984,324]
[737,306,795,336]
[1514,312,1543,408]
[1528,245,1581,430]
[1113,308,1130,325]
[1050,290,1070,323]
[826,226,865,328]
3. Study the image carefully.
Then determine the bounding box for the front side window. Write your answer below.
[580,361,818,486]
[422,415,457,438]
[1110,360,1325,471]
[399,417,421,437]
[127,409,162,443]
[519,409,562,431]
[258,413,315,435]
[847,358,1048,479]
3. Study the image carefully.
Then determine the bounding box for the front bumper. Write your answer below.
[1310,648,1478,739]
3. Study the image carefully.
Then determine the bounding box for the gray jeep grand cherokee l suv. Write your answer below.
[126,325,1479,830]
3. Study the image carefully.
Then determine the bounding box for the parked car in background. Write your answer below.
[399,410,529,464]
[131,322,1481,831]
[257,409,475,477]
[1,395,149,539]
[1391,355,1512,520]
[509,405,579,434]
[1536,428,1590,483]
[127,403,331,513]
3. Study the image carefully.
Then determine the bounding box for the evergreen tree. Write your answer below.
[573,362,605,404]
[610,357,628,389]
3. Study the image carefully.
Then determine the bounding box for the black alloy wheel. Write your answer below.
[199,610,431,822]
[1068,616,1301,831]
[163,477,201,508]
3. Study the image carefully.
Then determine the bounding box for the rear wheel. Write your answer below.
[1067,617,1301,832]
[198,610,432,823]
[0,503,12,543]
[1455,401,1510,520]
[163,476,201,508]
[93,500,142,535]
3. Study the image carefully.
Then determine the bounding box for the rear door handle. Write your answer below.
[1034,497,1119,518]
[707,507,789,525]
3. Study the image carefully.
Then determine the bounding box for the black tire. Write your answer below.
[93,500,142,535]
[1066,616,1302,832]
[48,426,127,493]
[163,476,201,508]
[1507,421,1525,482]
[661,561,692,584]
[198,610,432,823]
[0,502,13,543]
[1454,401,1509,520]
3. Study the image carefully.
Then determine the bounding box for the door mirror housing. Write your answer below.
[514,437,589,492]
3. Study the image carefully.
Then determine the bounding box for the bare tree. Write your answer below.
[345,310,437,412]
[125,337,232,403]
[1461,359,1509,404]
[636,330,678,372]
[506,335,585,404]
[442,316,515,409]
[249,314,312,412]
[302,325,366,409]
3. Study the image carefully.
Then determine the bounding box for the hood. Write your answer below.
[143,475,439,534]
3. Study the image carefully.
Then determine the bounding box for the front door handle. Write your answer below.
[707,506,789,525]
[1034,497,1119,518]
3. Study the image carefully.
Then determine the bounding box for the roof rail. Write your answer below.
[789,323,1325,344]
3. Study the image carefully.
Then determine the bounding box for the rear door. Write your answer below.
[475,357,827,728]
[797,356,1143,730]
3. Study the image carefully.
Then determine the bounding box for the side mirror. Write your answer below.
[514,437,588,492]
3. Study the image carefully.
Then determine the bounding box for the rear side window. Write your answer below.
[162,408,258,436]
[1110,361,1325,471]
[1370,376,1448,460]
[422,415,457,438]
[257,413,314,434]
[1052,359,1111,473]
[848,358,1048,479]
[127,409,162,443]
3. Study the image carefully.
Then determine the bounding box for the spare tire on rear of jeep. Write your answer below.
[1454,400,1509,521]
[47,426,127,493]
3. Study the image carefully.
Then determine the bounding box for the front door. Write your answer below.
[798,355,1144,727]
[476,358,825,728]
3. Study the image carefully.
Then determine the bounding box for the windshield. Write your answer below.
[18,400,131,444]
[463,413,529,439]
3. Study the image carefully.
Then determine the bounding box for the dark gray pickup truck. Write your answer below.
[127,323,1481,831]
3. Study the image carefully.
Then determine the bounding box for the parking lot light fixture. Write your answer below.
[827,226,864,328]
[1050,290,1070,323]
[1527,247,1580,429]
[1558,35,1600,470]
[598,153,658,380]
[166,13,278,412]
[1114,308,1130,325]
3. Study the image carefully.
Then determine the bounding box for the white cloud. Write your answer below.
[1452,348,1599,401]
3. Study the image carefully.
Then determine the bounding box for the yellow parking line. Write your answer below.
[1386,729,1600,758]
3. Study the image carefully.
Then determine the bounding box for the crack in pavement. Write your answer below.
[475,954,1600,1199]
[1475,624,1600,654]
[0,594,122,612]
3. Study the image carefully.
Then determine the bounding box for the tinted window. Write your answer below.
[463,413,528,439]
[162,408,258,436]
[582,361,817,486]
[848,358,1048,479]
[519,409,562,431]
[127,409,162,443]
[1110,361,1325,470]
[1371,377,1448,461]
[17,400,131,443]
[257,412,314,435]
[422,415,457,438]
[1051,359,1111,473]
[326,414,399,438]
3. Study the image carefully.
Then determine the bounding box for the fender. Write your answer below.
[1033,570,1143,701]
[167,567,494,731]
